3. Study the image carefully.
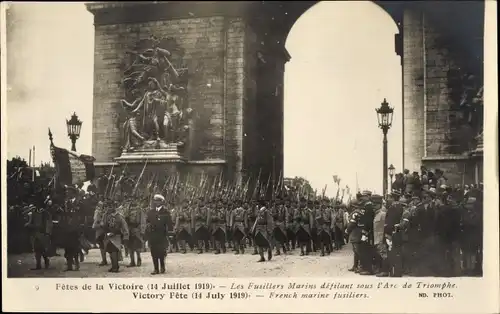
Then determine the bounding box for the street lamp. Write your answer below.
[388,164,395,192]
[66,112,82,152]
[375,99,394,196]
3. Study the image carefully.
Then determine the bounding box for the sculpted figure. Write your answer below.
[120,89,146,150]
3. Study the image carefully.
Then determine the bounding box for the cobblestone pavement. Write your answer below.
[7,245,355,278]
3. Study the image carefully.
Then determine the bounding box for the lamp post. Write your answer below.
[375,99,394,197]
[66,112,82,152]
[388,164,395,192]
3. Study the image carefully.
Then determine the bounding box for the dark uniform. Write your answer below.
[285,201,297,250]
[24,204,52,270]
[230,202,248,254]
[146,195,172,275]
[333,204,346,250]
[346,200,362,272]
[314,202,333,256]
[102,200,130,272]
[124,199,146,267]
[460,196,482,275]
[174,204,193,254]
[247,202,259,255]
[271,202,288,255]
[251,204,274,262]
[92,198,108,266]
[294,200,314,256]
[191,200,210,254]
[384,192,405,277]
[208,201,228,254]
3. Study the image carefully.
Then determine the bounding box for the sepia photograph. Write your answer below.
[2,0,491,285]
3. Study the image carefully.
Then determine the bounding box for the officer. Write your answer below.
[146,194,172,275]
[124,197,146,267]
[191,198,210,254]
[92,195,108,266]
[208,198,227,254]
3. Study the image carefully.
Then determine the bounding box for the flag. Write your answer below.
[50,144,96,186]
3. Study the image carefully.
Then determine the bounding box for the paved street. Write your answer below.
[7,245,355,278]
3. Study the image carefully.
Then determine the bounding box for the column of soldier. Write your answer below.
[22,168,352,274]
[347,167,483,278]
[20,166,482,277]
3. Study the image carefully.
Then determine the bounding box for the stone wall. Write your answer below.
[92,17,228,163]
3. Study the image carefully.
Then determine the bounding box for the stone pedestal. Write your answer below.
[115,144,186,165]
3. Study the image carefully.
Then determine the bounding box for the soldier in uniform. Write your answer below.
[101,199,130,273]
[124,197,146,267]
[371,194,388,276]
[271,200,288,255]
[251,203,274,262]
[285,200,297,250]
[247,200,259,255]
[333,203,346,250]
[208,198,227,254]
[346,200,362,273]
[24,203,52,270]
[294,198,314,256]
[92,195,108,266]
[191,198,210,254]
[60,197,84,271]
[314,200,333,256]
[146,194,172,275]
[230,200,248,254]
[174,200,192,254]
[384,191,405,277]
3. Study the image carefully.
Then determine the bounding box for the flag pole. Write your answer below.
[32,145,36,182]
[29,148,32,167]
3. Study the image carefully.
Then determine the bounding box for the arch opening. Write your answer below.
[282,1,403,196]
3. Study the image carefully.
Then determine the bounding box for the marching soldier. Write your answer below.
[230,200,248,254]
[333,203,345,250]
[192,198,210,254]
[285,200,297,250]
[208,198,227,254]
[125,197,146,267]
[93,195,108,266]
[60,198,84,271]
[271,200,288,255]
[102,199,130,273]
[247,201,259,255]
[174,200,192,254]
[294,198,314,256]
[24,203,52,270]
[314,200,333,256]
[251,203,274,262]
[146,194,173,275]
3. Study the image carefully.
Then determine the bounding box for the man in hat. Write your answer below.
[146,194,172,274]
[191,198,210,254]
[230,200,248,254]
[251,202,274,262]
[124,197,146,267]
[101,199,129,272]
[208,199,228,254]
[271,200,289,256]
[24,203,53,270]
[459,195,483,276]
